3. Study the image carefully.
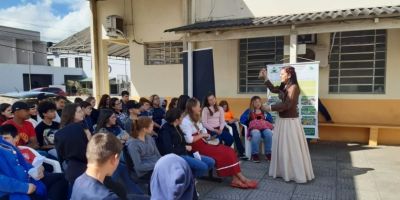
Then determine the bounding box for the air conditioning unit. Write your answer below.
[284,44,306,55]
[106,15,124,38]
[298,34,317,44]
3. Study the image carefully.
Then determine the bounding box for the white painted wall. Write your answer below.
[47,54,131,80]
[0,63,84,93]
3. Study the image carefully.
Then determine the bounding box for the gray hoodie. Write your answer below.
[126,135,161,177]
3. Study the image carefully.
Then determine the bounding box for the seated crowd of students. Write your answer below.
[0,91,275,200]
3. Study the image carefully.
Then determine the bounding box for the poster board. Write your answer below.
[266,62,319,138]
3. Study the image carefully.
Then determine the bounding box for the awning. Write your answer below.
[165,5,400,33]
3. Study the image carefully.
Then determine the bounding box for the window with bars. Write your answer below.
[60,58,68,67]
[75,57,83,68]
[144,41,183,65]
[239,37,284,93]
[329,30,386,94]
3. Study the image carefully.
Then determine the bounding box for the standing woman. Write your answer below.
[259,66,314,183]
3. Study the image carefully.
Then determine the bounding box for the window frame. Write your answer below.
[328,29,387,94]
[144,41,183,65]
[60,57,68,68]
[238,36,284,94]
[75,57,83,68]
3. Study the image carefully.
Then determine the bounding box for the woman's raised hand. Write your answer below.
[258,68,267,80]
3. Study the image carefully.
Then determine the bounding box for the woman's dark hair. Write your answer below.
[149,94,159,108]
[109,98,120,111]
[80,101,92,109]
[185,98,200,123]
[279,66,299,90]
[177,95,190,112]
[0,103,11,121]
[60,103,81,128]
[202,93,219,116]
[95,109,114,133]
[131,116,153,138]
[38,101,57,119]
[74,97,83,104]
[219,100,229,112]
[0,103,11,113]
[98,94,110,109]
[165,108,184,124]
[168,97,178,110]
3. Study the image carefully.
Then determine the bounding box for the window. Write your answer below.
[329,30,386,94]
[47,59,54,66]
[144,41,183,65]
[75,57,83,68]
[60,58,68,67]
[239,37,284,93]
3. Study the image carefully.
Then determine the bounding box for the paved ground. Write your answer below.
[197,142,400,200]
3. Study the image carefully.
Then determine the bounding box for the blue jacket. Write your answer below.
[239,109,274,126]
[0,138,46,200]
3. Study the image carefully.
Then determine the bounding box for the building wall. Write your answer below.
[95,0,185,98]
[0,63,83,93]
[194,29,400,145]
[0,37,17,64]
[93,0,400,144]
[128,0,185,98]
[195,0,400,21]
[47,54,131,80]
[0,26,46,65]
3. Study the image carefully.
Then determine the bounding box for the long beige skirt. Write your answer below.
[268,118,315,183]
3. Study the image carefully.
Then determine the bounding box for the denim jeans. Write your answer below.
[209,127,234,147]
[181,155,215,178]
[250,129,273,155]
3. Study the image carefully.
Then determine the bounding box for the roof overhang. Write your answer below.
[165,5,400,41]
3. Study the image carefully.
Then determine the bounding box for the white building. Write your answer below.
[48,27,131,95]
[0,25,84,93]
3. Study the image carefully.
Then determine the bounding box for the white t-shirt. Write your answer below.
[179,115,207,144]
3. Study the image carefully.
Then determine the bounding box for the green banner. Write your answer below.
[266,62,319,138]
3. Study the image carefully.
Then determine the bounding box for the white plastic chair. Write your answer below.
[18,146,62,173]
[241,123,267,158]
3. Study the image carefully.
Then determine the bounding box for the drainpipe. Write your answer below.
[89,0,100,100]
[187,0,196,97]
[188,41,193,96]
[289,25,297,64]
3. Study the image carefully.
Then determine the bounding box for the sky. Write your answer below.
[0,0,90,42]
